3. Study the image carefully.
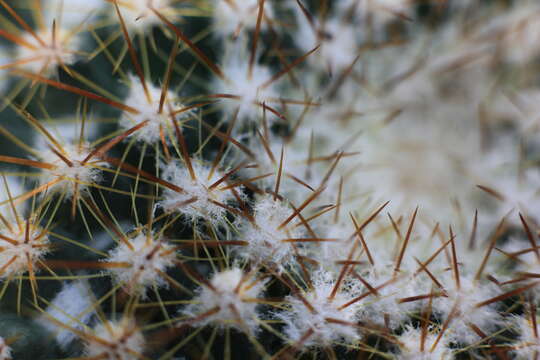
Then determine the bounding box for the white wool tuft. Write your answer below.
[216,41,278,122]
[237,196,304,271]
[13,27,81,75]
[38,280,95,350]
[181,267,266,334]
[38,142,105,197]
[158,160,236,226]
[119,75,192,144]
[0,221,49,279]
[295,16,359,73]
[213,0,273,37]
[433,274,501,344]
[105,232,177,297]
[84,317,145,360]
[315,225,354,266]
[396,326,452,360]
[514,314,540,359]
[358,271,431,329]
[276,270,361,348]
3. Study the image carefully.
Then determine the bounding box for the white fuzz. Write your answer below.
[2,1,539,358]
[158,160,235,226]
[216,42,278,122]
[487,168,540,225]
[295,16,358,73]
[433,275,500,344]
[514,244,540,276]
[277,270,361,348]
[509,237,540,299]
[346,115,489,222]
[84,317,145,360]
[0,337,11,360]
[182,267,266,334]
[313,222,356,271]
[13,27,81,75]
[396,326,451,360]
[358,271,431,329]
[213,0,273,37]
[111,0,176,32]
[119,75,191,144]
[514,314,540,359]
[238,196,304,271]
[38,142,105,197]
[105,232,177,297]
[0,221,49,279]
[38,280,95,350]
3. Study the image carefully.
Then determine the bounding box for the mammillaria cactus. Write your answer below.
[1,0,540,359]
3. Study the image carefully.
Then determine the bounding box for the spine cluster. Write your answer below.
[0,0,540,359]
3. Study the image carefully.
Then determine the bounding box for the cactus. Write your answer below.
[1,0,540,359]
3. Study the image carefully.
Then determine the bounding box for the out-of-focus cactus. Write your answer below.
[1,0,540,359]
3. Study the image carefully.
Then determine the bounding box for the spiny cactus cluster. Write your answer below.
[0,0,540,359]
